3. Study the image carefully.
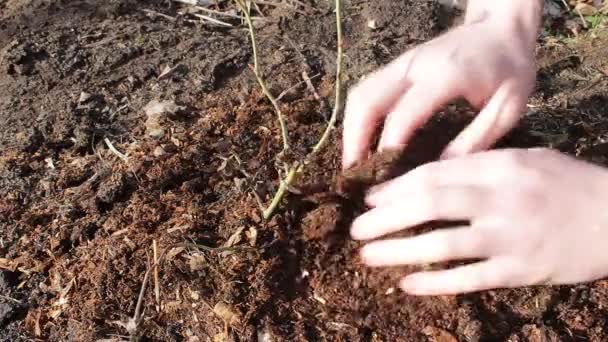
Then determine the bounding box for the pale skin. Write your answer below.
[343,0,608,295]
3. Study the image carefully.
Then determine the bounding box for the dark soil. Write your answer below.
[1,0,608,341]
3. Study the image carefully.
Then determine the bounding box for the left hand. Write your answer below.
[351,148,608,295]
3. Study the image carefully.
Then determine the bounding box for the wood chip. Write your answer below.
[213,302,241,326]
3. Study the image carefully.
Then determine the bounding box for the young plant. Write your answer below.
[234,0,344,219]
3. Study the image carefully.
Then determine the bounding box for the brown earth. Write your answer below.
[1,0,608,341]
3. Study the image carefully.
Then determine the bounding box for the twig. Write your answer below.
[576,7,589,29]
[0,294,22,304]
[235,0,290,151]
[302,71,322,103]
[177,242,254,253]
[252,188,268,212]
[276,72,321,101]
[141,9,177,21]
[104,138,129,163]
[133,266,150,327]
[152,240,160,313]
[113,262,151,338]
[262,0,343,219]
[193,13,234,26]
[195,5,243,19]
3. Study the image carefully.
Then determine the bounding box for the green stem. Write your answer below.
[262,0,344,220]
[262,167,298,220]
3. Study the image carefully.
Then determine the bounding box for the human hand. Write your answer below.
[342,1,541,169]
[351,148,608,295]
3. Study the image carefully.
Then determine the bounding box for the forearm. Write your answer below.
[465,0,543,51]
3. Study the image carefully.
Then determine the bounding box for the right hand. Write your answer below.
[341,13,538,169]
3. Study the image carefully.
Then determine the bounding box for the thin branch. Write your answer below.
[0,294,22,304]
[152,240,160,313]
[193,13,234,26]
[234,0,290,151]
[262,0,344,220]
[141,9,177,21]
[104,138,129,163]
[195,6,242,19]
[177,242,254,253]
[276,72,321,101]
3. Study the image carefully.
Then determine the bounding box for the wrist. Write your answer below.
[465,0,543,52]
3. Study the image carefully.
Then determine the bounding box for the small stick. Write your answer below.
[0,295,22,304]
[141,9,177,21]
[195,6,244,19]
[252,189,268,212]
[128,262,151,337]
[152,240,160,313]
[302,71,322,102]
[193,13,234,26]
[177,242,254,253]
[276,72,321,101]
[104,138,129,163]
[575,7,588,29]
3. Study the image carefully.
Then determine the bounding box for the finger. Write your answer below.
[441,80,530,159]
[365,150,504,207]
[400,258,523,295]
[351,185,491,240]
[342,52,416,170]
[360,226,493,267]
[377,82,457,151]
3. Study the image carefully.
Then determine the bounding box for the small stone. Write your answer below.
[0,303,16,326]
[148,128,165,139]
[143,99,184,138]
[153,146,166,157]
[0,271,18,295]
[78,91,92,103]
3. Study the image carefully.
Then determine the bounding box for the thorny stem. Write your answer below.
[235,0,290,151]
[262,0,343,220]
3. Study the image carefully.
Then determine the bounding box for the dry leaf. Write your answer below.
[143,99,184,138]
[213,302,241,326]
[166,246,186,261]
[224,227,244,247]
[0,258,17,271]
[421,326,458,342]
[245,227,258,246]
[187,253,206,272]
[576,2,599,16]
[25,309,42,337]
[219,227,245,257]
[212,333,227,342]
